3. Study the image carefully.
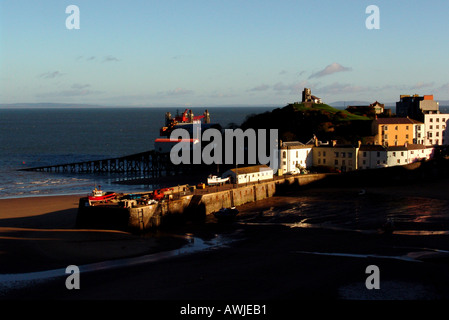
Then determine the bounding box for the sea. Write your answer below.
[0,106,276,199]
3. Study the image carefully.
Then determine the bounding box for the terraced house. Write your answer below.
[312,140,360,172]
[372,117,423,146]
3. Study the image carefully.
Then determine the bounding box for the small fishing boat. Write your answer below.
[214,206,239,221]
[88,186,116,202]
[207,175,230,185]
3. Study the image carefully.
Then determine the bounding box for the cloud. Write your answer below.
[410,82,435,90]
[36,84,101,98]
[248,84,271,92]
[437,83,449,92]
[163,88,194,96]
[315,82,367,95]
[38,71,65,79]
[273,81,309,95]
[308,63,352,79]
[71,83,91,89]
[36,89,102,98]
[103,55,120,62]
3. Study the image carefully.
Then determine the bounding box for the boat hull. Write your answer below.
[88,192,116,202]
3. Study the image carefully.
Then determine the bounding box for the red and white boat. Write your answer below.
[88,186,116,202]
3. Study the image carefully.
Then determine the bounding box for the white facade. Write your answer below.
[358,146,388,169]
[424,114,449,146]
[412,121,425,145]
[358,144,433,169]
[279,141,313,174]
[387,145,433,167]
[222,165,273,184]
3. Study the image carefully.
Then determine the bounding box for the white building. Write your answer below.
[222,164,273,184]
[410,118,425,145]
[424,114,449,146]
[358,145,388,170]
[279,141,313,174]
[358,143,433,170]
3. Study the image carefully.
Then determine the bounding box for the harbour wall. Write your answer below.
[77,174,329,232]
[128,173,328,231]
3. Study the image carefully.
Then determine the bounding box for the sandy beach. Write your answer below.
[1,178,449,305]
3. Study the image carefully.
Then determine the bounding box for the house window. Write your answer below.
[296,151,299,157]
[334,152,339,157]
[283,161,286,166]
[341,152,346,158]
[323,159,326,164]
[318,159,321,164]
[393,152,396,156]
[397,159,401,164]
[342,160,346,165]
[363,160,366,165]
[430,125,433,129]
[335,159,338,165]
[401,152,404,156]
[318,151,321,156]
[323,151,326,157]
[430,118,433,122]
[436,125,439,129]
[436,132,440,137]
[384,125,388,130]
[406,126,409,130]
[406,134,409,139]
[363,152,367,157]
[437,118,440,122]
[348,152,352,158]
[283,151,286,159]
[377,152,380,157]
[395,126,398,130]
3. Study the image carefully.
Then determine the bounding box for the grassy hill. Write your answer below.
[291,102,371,121]
[240,102,373,144]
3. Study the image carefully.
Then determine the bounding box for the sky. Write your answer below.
[1,0,449,107]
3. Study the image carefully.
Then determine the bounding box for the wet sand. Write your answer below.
[0,195,189,274]
[1,179,449,304]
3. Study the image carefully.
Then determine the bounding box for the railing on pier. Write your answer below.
[19,150,182,177]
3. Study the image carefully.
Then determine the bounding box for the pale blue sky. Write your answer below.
[1,0,448,107]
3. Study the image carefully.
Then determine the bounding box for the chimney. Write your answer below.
[357,140,362,148]
[332,140,337,147]
[314,137,319,147]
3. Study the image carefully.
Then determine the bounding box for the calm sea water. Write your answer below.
[0,106,276,199]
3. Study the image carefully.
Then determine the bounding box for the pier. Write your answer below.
[20,150,188,177]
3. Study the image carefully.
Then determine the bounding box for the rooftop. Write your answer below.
[228,164,272,174]
[374,117,423,125]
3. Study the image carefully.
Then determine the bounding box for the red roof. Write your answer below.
[374,118,422,125]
